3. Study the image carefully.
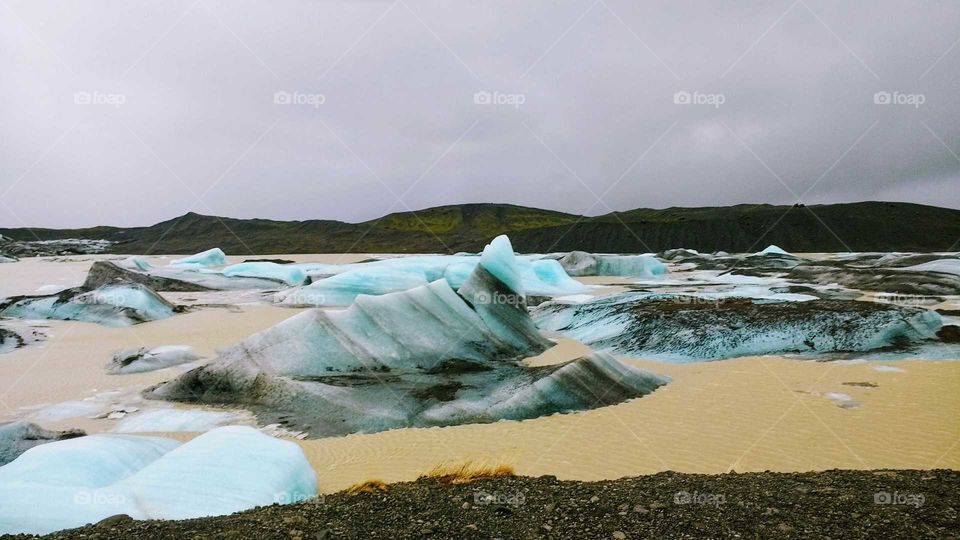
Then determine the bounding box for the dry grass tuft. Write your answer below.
[419,462,516,485]
[346,479,389,495]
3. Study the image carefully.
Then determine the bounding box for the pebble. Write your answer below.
[613,531,626,539]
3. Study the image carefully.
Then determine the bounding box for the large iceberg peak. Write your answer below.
[478,235,524,295]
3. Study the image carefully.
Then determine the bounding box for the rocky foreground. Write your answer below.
[8,469,958,539]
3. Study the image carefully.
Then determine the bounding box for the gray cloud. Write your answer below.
[1,0,958,228]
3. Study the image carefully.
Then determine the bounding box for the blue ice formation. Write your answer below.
[0,426,317,535]
[222,262,308,286]
[169,248,227,267]
[0,284,177,327]
[558,251,668,277]
[277,236,586,306]
[533,293,945,362]
[147,236,669,436]
[756,245,792,256]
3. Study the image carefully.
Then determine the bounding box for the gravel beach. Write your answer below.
[9,469,958,539]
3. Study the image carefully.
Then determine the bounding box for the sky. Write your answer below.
[1,0,958,228]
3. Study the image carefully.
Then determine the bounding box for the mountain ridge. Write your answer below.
[1,201,957,254]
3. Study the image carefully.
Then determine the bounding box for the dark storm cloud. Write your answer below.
[1,0,958,228]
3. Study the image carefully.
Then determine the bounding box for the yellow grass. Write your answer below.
[345,479,389,495]
[418,461,516,485]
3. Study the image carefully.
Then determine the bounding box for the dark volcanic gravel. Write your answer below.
[7,469,958,540]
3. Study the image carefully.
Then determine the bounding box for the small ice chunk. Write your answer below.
[871,365,906,373]
[32,401,104,422]
[170,248,227,267]
[222,262,307,286]
[111,409,242,433]
[108,345,201,374]
[757,245,791,256]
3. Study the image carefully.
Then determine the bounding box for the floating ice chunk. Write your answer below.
[108,346,201,374]
[120,256,152,271]
[757,245,792,256]
[34,284,69,295]
[902,259,960,277]
[534,293,945,362]
[32,401,105,422]
[0,427,316,535]
[222,262,307,286]
[0,255,17,263]
[597,255,668,277]
[871,365,906,373]
[0,284,176,327]
[559,251,667,277]
[170,248,226,267]
[112,409,242,432]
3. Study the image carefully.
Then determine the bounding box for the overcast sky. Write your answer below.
[1,0,958,228]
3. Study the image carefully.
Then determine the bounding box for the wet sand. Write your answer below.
[1,256,958,496]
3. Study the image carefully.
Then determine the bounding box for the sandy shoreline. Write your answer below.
[1,255,958,497]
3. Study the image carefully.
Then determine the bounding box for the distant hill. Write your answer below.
[1,202,958,254]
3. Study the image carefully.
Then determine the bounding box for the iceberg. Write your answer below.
[0,327,24,354]
[222,262,308,286]
[112,409,242,432]
[0,254,17,264]
[757,245,792,256]
[277,266,429,306]
[0,426,317,535]
[275,238,585,307]
[146,236,668,436]
[0,283,178,327]
[558,251,668,277]
[107,345,201,374]
[533,293,945,362]
[169,248,227,267]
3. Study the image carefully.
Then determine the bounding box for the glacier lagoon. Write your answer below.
[0,239,958,535]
